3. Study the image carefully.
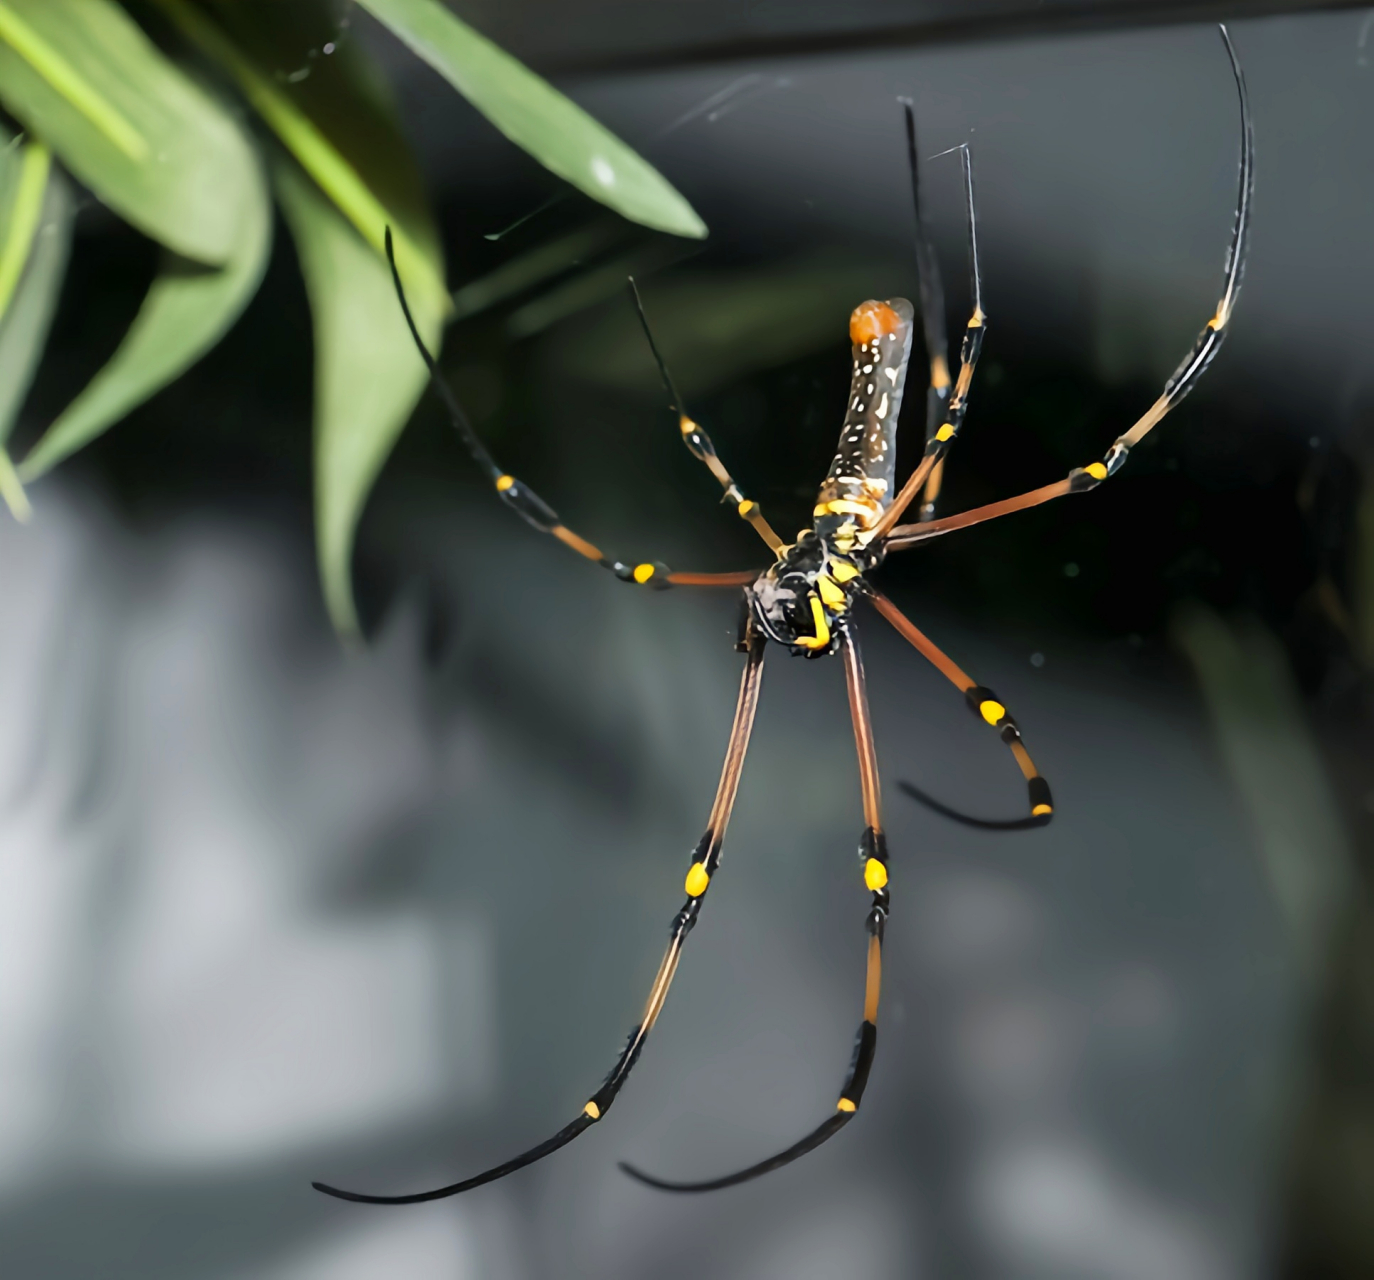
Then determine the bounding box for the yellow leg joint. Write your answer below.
[1085,461,1108,481]
[979,699,1006,726]
[684,863,710,897]
[864,857,888,891]
[1032,803,1053,817]
[836,1097,857,1113]
[495,474,515,492]
[633,563,656,584]
[935,423,955,442]
[583,1100,601,1120]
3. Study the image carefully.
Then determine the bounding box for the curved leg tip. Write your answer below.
[898,779,1051,831]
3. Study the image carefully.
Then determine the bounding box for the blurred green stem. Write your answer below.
[0,2,145,159]
[0,136,47,320]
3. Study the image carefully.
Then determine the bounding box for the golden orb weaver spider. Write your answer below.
[314,24,1252,1204]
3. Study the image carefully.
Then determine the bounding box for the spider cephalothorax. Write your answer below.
[749,530,868,655]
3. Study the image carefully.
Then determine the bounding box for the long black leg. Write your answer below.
[312,629,767,1205]
[866,588,1053,830]
[870,133,985,543]
[385,229,761,591]
[880,25,1252,555]
[901,99,952,523]
[628,278,785,553]
[620,623,888,1192]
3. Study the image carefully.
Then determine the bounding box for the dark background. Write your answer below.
[0,2,1370,1277]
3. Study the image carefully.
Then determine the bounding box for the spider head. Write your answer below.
[748,533,861,658]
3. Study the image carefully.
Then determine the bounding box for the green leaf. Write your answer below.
[0,0,258,264]
[274,157,442,638]
[158,0,449,320]
[20,122,271,480]
[0,133,70,441]
[0,132,72,520]
[0,134,50,322]
[355,0,707,240]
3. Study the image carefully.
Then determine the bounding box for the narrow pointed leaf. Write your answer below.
[0,0,257,264]
[21,138,270,480]
[356,0,707,239]
[0,135,49,323]
[274,157,442,637]
[159,0,448,320]
[0,132,70,455]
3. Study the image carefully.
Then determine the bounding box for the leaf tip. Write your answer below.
[0,446,33,522]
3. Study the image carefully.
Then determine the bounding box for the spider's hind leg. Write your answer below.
[620,623,890,1192]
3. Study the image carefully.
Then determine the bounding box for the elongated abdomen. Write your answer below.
[815,299,915,532]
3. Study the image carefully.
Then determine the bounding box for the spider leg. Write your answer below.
[620,623,888,1192]
[313,629,767,1205]
[870,129,985,542]
[900,97,952,521]
[385,229,761,591]
[628,279,785,553]
[881,24,1251,556]
[866,588,1052,829]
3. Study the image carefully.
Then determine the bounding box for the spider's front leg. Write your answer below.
[881,25,1252,556]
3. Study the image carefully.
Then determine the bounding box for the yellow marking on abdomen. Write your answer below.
[819,498,877,520]
[830,561,859,583]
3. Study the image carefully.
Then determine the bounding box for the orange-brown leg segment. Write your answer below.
[866,588,1053,830]
[881,26,1251,556]
[313,630,767,1205]
[385,230,763,591]
[620,624,888,1193]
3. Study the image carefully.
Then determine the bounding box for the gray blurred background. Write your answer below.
[3,2,1373,1277]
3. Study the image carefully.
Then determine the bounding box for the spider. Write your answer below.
[314,25,1251,1204]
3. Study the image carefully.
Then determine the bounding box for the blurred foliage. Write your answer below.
[1173,603,1353,980]
[0,0,705,634]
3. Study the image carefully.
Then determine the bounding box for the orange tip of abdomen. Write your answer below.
[849,299,911,346]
